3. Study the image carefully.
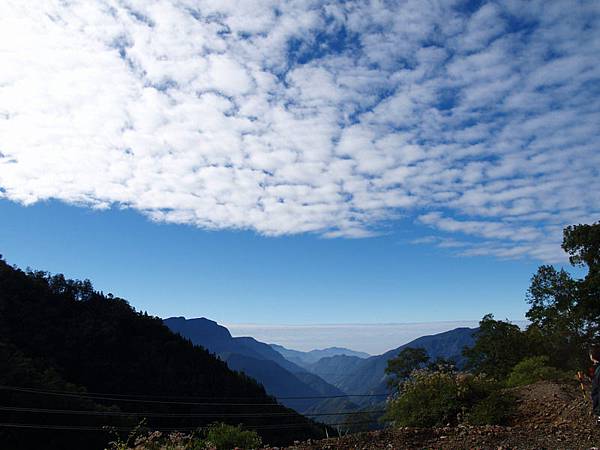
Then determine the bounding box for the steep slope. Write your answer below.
[233,336,306,374]
[307,354,366,387]
[164,317,345,412]
[0,259,323,450]
[301,396,366,426]
[222,354,321,412]
[165,317,297,371]
[271,344,370,368]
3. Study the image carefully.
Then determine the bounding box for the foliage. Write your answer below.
[385,369,512,427]
[203,423,261,450]
[526,265,585,369]
[463,314,535,379]
[506,356,569,387]
[526,222,600,370]
[385,347,429,387]
[562,223,600,271]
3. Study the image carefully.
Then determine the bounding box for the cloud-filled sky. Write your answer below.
[1,0,599,262]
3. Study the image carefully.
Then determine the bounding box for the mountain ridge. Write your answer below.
[315,327,477,407]
[270,343,370,368]
[163,316,345,413]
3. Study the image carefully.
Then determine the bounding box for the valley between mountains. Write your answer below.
[164,317,476,425]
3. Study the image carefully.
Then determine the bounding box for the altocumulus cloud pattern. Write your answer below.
[0,0,599,261]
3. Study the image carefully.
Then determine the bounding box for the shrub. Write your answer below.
[203,423,262,450]
[385,370,461,427]
[385,370,515,427]
[506,356,569,387]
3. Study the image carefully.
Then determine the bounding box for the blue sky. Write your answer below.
[0,0,598,351]
[0,198,543,324]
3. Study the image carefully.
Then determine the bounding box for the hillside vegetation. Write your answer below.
[0,258,324,450]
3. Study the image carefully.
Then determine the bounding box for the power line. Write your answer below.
[0,386,280,407]
[0,385,389,404]
[0,405,386,418]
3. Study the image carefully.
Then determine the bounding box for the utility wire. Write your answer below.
[0,386,280,407]
[0,385,389,404]
[0,405,386,418]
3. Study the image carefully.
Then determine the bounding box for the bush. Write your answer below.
[385,370,515,427]
[506,356,569,387]
[385,370,461,427]
[203,423,262,450]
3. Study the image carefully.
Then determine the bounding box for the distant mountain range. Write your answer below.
[164,317,346,413]
[308,327,477,408]
[270,344,370,368]
[164,317,477,420]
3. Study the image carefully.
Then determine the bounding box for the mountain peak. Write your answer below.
[164,316,233,340]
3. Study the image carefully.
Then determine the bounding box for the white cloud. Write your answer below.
[0,0,599,261]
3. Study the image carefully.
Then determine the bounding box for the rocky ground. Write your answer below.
[281,380,600,450]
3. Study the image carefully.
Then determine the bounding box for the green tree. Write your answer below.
[385,347,429,387]
[563,223,600,271]
[563,223,600,337]
[463,314,533,379]
[526,265,583,368]
[526,222,600,370]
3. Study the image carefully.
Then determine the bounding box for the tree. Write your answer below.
[385,347,429,388]
[562,223,600,272]
[526,265,584,368]
[526,222,600,369]
[463,314,533,379]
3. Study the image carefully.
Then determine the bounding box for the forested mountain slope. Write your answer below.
[0,258,324,450]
